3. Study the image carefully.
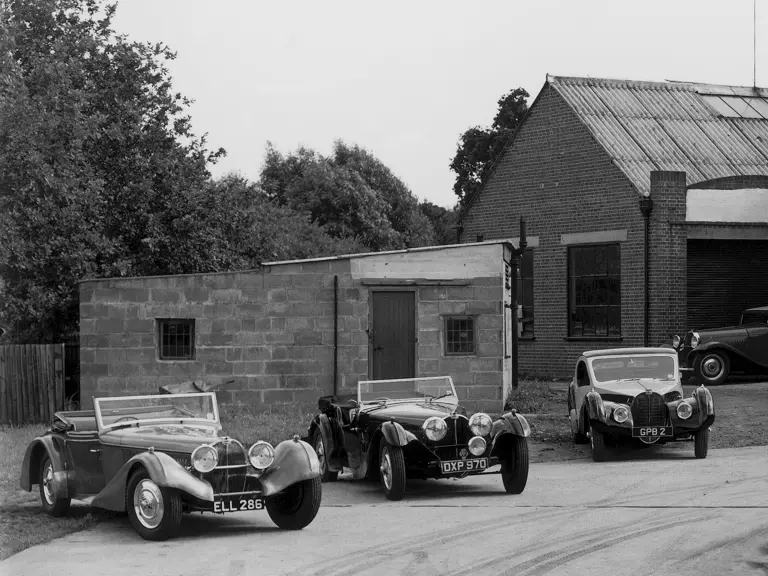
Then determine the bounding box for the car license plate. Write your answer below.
[631,426,673,438]
[440,458,488,474]
[213,497,264,513]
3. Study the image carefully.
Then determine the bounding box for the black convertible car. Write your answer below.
[304,376,531,501]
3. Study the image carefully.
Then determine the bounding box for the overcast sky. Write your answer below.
[112,0,766,208]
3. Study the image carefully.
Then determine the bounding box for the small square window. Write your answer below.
[445,316,476,355]
[476,235,484,242]
[158,319,195,360]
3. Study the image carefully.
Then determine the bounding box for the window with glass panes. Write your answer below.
[444,316,476,355]
[158,319,195,360]
[568,244,620,337]
[517,249,534,338]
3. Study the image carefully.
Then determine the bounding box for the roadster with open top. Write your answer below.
[304,375,531,500]
[568,347,715,461]
[20,391,322,540]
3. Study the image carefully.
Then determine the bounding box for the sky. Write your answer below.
[112,0,767,208]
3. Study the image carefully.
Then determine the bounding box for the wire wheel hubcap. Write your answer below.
[42,462,55,505]
[702,356,723,378]
[133,479,164,529]
[380,450,392,490]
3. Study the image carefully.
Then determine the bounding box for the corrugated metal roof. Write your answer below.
[549,75,768,195]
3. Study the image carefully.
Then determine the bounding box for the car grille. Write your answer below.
[203,439,249,495]
[631,393,667,426]
[430,415,482,460]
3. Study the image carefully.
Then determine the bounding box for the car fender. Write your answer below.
[91,451,214,512]
[380,420,414,447]
[309,413,343,472]
[490,412,531,455]
[259,438,321,497]
[20,436,71,500]
[693,385,715,419]
[693,342,768,369]
[585,390,607,424]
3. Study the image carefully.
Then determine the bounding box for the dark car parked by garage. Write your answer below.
[671,306,768,385]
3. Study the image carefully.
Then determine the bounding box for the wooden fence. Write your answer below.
[0,344,66,425]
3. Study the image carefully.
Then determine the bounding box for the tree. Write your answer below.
[259,141,436,252]
[419,201,457,246]
[0,0,227,342]
[450,88,529,208]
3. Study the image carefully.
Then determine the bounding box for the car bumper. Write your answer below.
[414,456,501,479]
[592,415,715,439]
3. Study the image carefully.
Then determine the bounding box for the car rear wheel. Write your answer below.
[266,476,322,530]
[693,351,730,386]
[39,456,70,517]
[379,440,406,501]
[312,429,338,483]
[500,435,529,494]
[126,468,182,541]
[694,427,709,459]
[590,426,607,462]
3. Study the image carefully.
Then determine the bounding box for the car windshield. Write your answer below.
[94,392,219,431]
[589,355,677,383]
[357,376,457,405]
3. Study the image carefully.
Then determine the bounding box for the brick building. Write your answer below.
[79,241,522,411]
[458,75,768,377]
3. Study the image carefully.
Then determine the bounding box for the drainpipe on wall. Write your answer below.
[333,275,338,397]
[639,192,654,347]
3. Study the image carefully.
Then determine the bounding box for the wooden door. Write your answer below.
[370,291,416,380]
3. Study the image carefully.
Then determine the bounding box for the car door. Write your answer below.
[65,433,106,495]
[744,320,768,365]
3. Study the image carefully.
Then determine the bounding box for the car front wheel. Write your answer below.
[266,477,322,530]
[126,469,182,541]
[312,429,338,483]
[39,456,70,517]
[694,428,709,459]
[693,351,730,386]
[500,435,529,494]
[590,427,607,462]
[379,440,406,501]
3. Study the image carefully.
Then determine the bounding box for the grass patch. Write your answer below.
[504,380,563,414]
[219,401,317,445]
[0,424,106,561]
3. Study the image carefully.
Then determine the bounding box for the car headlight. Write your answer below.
[469,413,493,437]
[191,445,218,473]
[690,332,700,348]
[677,402,693,420]
[612,405,629,423]
[468,436,487,456]
[248,441,275,470]
[423,417,448,441]
[672,335,681,348]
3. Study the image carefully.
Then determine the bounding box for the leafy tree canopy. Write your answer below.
[259,140,437,251]
[449,87,529,208]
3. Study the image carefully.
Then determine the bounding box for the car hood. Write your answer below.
[362,401,461,429]
[595,379,680,402]
[101,423,221,452]
[693,326,747,341]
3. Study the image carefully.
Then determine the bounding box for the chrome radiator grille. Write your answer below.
[631,393,667,426]
[204,439,248,495]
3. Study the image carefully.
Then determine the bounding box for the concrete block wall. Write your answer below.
[460,85,647,377]
[415,278,504,412]
[79,259,367,408]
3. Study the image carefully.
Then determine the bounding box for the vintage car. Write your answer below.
[304,376,531,501]
[567,348,715,462]
[20,391,322,540]
[671,306,768,386]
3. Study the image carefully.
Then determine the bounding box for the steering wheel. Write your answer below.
[115,416,139,423]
